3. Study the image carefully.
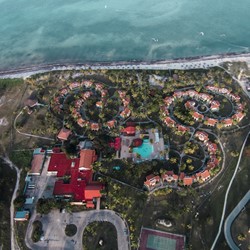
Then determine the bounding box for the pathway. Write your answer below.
[211,131,250,249]
[1,157,21,250]
[224,190,250,250]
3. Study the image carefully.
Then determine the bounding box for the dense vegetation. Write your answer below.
[31,220,43,242]
[82,221,118,250]
[65,224,77,237]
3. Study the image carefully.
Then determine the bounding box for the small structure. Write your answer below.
[14,211,29,221]
[57,128,72,141]
[122,126,136,136]
[24,98,38,108]
[29,154,45,176]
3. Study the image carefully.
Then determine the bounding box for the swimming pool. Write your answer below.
[133,139,154,159]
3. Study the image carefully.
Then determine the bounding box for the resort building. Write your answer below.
[183,177,193,186]
[192,112,204,121]
[164,117,176,127]
[14,211,29,221]
[47,150,102,206]
[206,118,218,127]
[144,174,161,190]
[195,131,209,142]
[223,118,233,127]
[200,170,211,182]
[57,128,72,141]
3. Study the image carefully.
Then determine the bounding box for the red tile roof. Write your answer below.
[164,117,176,127]
[122,126,136,135]
[200,170,210,180]
[192,112,204,121]
[48,153,80,177]
[79,149,97,170]
[84,183,102,200]
[57,128,71,141]
[206,118,218,127]
[90,123,100,131]
[183,177,193,186]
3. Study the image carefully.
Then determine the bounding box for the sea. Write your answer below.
[0,0,250,70]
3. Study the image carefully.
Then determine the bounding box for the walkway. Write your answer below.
[224,190,250,250]
[211,131,250,249]
[1,157,21,250]
[25,210,130,250]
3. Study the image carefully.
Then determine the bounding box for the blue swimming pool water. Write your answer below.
[133,139,153,159]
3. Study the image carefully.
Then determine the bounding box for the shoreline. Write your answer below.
[0,52,250,79]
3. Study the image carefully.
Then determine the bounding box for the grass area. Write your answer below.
[82,221,118,250]
[231,203,250,250]
[15,221,29,250]
[0,159,17,250]
[101,178,147,249]
[190,129,249,250]
[142,188,197,238]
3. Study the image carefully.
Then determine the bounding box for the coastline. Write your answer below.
[0,52,250,79]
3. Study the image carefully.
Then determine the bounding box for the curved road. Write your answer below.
[211,131,250,250]
[224,190,250,250]
[25,209,130,250]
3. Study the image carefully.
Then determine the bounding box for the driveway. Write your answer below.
[26,210,130,250]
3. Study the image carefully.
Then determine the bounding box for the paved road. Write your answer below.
[211,131,250,250]
[224,190,250,250]
[26,210,130,250]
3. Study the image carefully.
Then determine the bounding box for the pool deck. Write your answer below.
[118,129,165,161]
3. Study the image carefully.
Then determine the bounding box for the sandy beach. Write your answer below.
[0,52,250,79]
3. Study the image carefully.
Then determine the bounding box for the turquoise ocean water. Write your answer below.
[0,0,250,70]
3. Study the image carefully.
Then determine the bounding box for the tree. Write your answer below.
[14,195,26,208]
[237,233,246,241]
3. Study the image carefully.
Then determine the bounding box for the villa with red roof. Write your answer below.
[206,118,218,127]
[177,125,189,134]
[232,112,245,122]
[210,100,220,111]
[164,117,176,127]
[106,120,116,129]
[57,128,72,141]
[192,112,204,121]
[183,176,193,186]
[223,118,233,127]
[200,170,211,182]
[185,101,196,110]
[120,108,131,118]
[90,123,100,131]
[195,131,209,142]
[144,175,161,190]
